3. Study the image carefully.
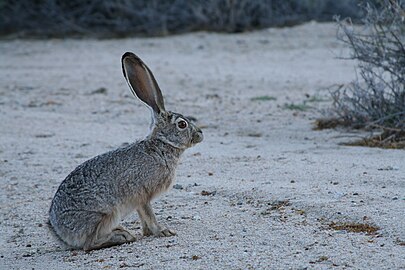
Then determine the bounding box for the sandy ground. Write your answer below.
[1,22,404,269]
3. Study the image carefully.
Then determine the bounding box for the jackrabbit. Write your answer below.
[49,52,203,250]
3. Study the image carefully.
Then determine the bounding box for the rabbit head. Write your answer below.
[122,52,203,150]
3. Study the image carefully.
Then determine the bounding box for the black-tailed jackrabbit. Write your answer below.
[49,52,203,250]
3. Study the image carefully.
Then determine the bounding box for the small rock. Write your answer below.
[90,87,108,95]
[247,133,262,137]
[378,166,398,171]
[119,262,129,268]
[201,190,216,196]
[35,133,54,138]
[173,184,183,190]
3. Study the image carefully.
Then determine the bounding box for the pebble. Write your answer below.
[173,184,183,190]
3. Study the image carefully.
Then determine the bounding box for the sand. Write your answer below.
[1,22,404,269]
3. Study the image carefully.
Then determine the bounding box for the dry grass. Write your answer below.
[329,222,380,235]
[315,118,405,149]
[342,131,405,149]
[313,118,349,130]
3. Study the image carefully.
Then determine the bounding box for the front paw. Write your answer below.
[142,226,176,237]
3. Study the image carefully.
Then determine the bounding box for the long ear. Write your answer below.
[121,52,166,114]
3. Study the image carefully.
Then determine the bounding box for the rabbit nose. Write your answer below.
[193,129,203,144]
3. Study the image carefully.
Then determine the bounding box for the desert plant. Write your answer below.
[324,0,405,146]
[0,0,364,38]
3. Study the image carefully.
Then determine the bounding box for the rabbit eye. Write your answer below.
[177,120,188,129]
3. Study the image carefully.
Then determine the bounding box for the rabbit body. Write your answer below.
[49,52,203,250]
[49,138,181,249]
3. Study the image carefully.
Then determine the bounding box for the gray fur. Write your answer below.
[49,52,203,251]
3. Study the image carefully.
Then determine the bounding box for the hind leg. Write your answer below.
[83,216,136,251]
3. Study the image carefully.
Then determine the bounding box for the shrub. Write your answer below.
[0,0,364,38]
[322,0,405,147]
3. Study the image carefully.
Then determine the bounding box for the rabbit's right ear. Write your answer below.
[121,52,166,114]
